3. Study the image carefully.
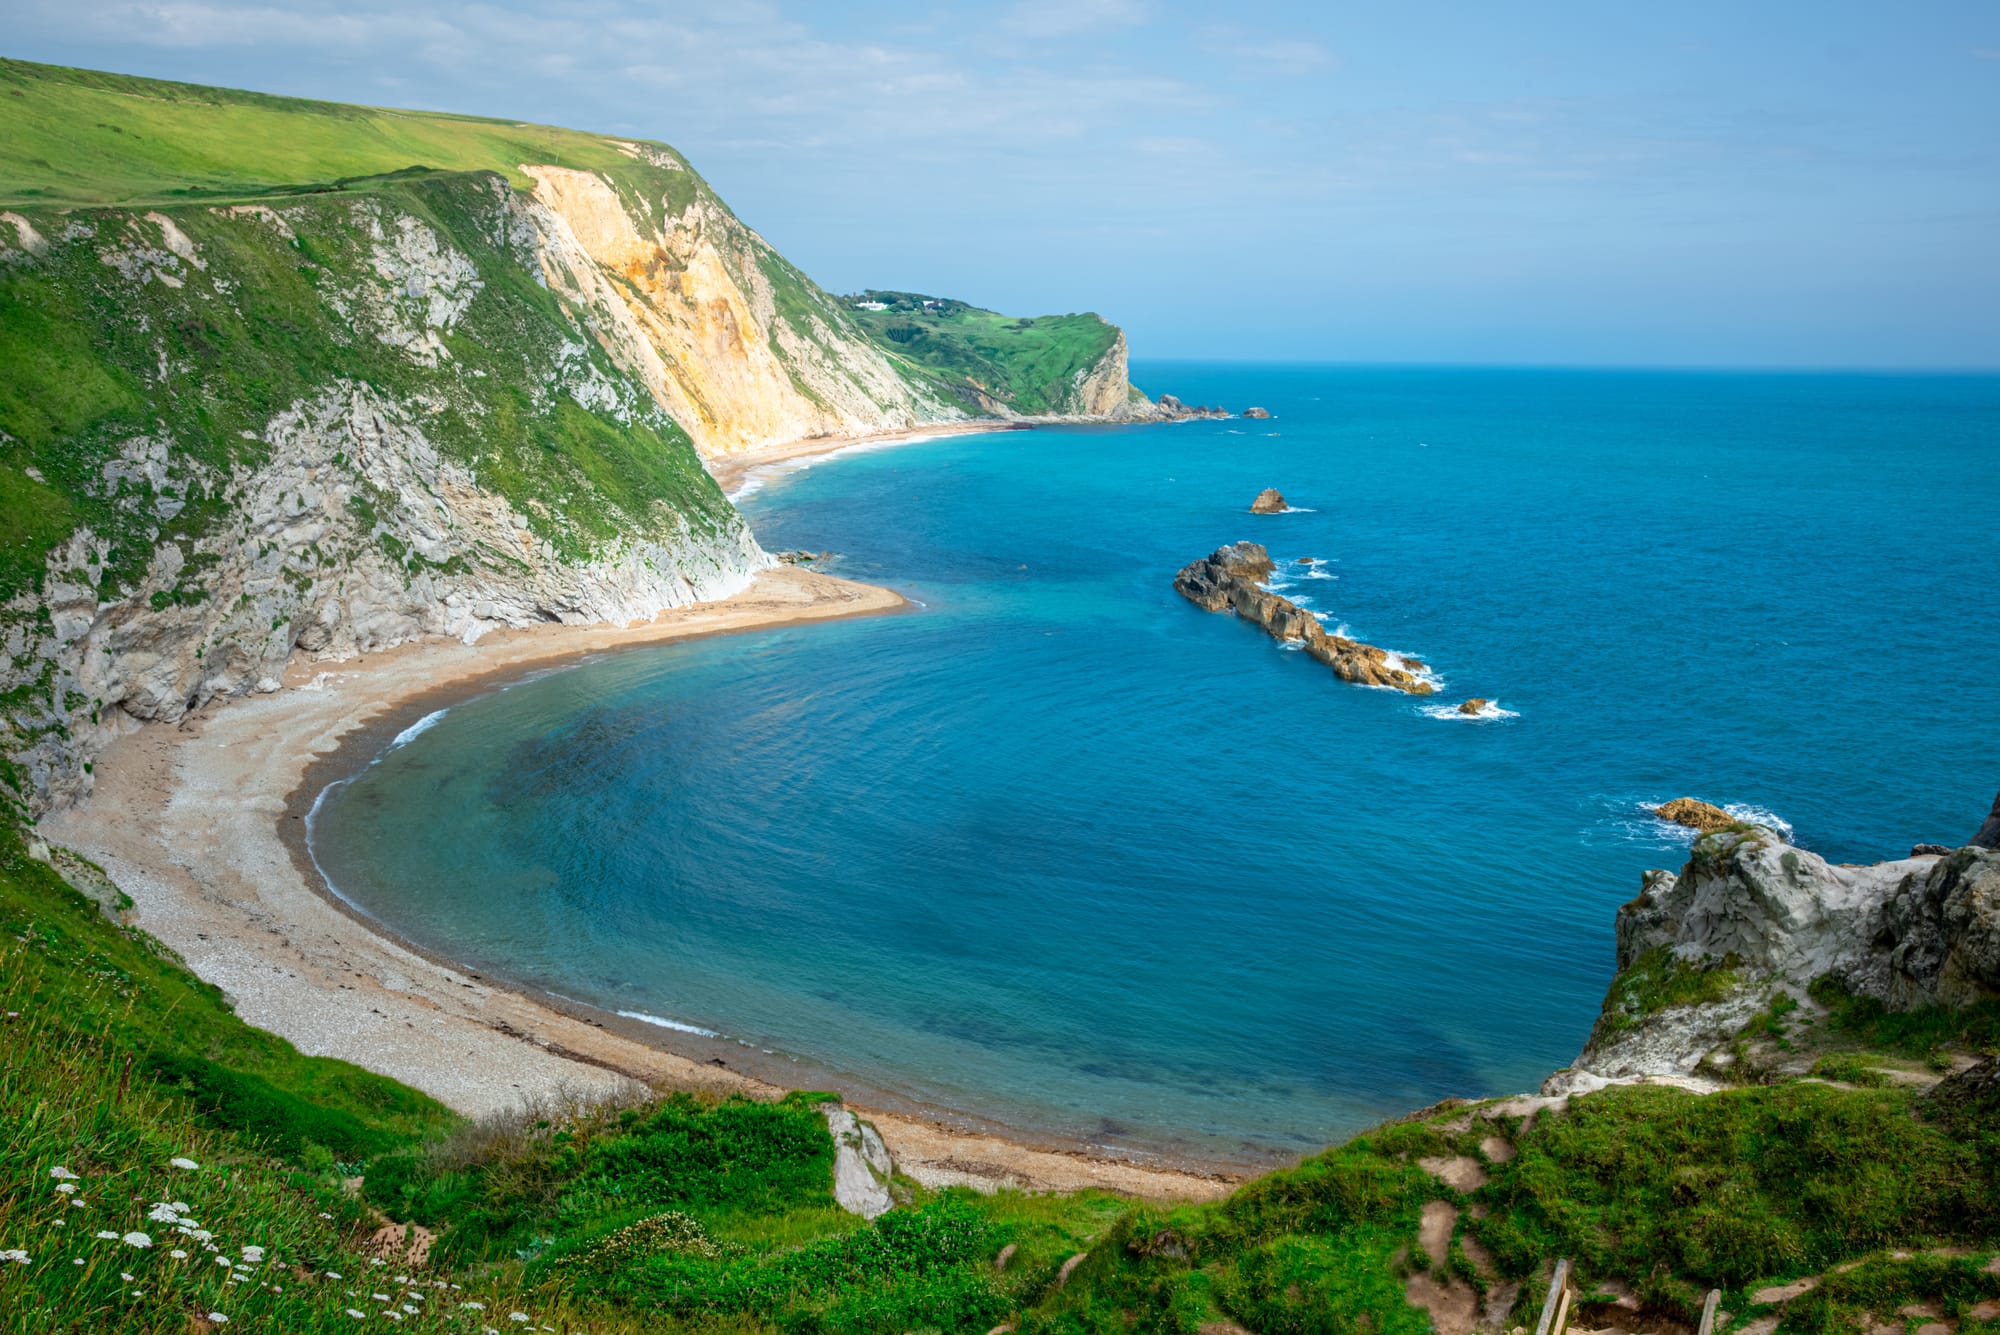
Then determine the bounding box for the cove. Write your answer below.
[306,364,2000,1163]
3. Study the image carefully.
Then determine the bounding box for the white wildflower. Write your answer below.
[346,1310,366,1320]
[189,1229,213,1243]
[72,1258,83,1266]
[319,1212,333,1219]
[326,1271,344,1279]
[48,1167,78,1181]
[95,1230,119,1240]
[170,1250,187,1260]
[369,1257,386,1267]
[207,1314,228,1325]
[241,1246,264,1262]
[147,1204,181,1223]
[509,1315,530,1324]
[385,1316,402,1324]
[461,1302,485,1311]
[122,1232,152,1248]
[0,1250,29,1264]
[170,1157,200,1170]
[216,1256,231,1267]
[55,1182,78,1195]
[373,1293,390,1301]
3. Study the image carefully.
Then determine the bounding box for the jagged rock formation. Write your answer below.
[1652,797,1735,833]
[1173,542,1436,695]
[1243,407,1272,420]
[1551,812,2000,1094]
[1150,394,1231,421]
[1250,488,1288,514]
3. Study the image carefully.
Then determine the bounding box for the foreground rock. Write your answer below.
[1549,805,2000,1094]
[1173,542,1435,695]
[820,1102,895,1219]
[1975,789,2000,849]
[1250,488,1288,514]
[1652,797,1735,833]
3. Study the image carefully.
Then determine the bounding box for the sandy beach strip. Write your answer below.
[38,565,1237,1200]
[706,420,1029,498]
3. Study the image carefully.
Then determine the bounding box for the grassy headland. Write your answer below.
[843,291,1125,416]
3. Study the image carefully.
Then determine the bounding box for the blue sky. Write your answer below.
[12,1,2000,366]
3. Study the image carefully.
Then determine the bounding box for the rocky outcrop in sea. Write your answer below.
[1173,542,1436,695]
[1250,488,1288,514]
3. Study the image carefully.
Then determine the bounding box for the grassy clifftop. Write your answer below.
[0,58,689,208]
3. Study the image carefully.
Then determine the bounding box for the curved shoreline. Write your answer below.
[38,564,1245,1199]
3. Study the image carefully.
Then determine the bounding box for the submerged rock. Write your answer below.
[1172,542,1435,696]
[1653,797,1735,833]
[1249,488,1288,514]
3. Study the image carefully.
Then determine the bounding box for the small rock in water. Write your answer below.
[1654,797,1735,833]
[1249,488,1287,514]
[1299,556,1317,565]
[1243,406,1272,419]
[1457,698,1489,715]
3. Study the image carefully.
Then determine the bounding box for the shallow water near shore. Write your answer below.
[308,364,2000,1162]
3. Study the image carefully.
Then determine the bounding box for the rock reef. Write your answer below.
[1173,542,1435,695]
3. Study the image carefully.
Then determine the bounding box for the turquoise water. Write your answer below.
[309,366,2000,1162]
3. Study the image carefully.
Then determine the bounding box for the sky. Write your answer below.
[11,1,2000,367]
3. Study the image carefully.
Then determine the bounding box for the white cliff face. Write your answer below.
[2,188,768,816]
[521,165,959,458]
[11,382,764,812]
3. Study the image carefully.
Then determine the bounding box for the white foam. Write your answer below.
[388,708,448,750]
[617,1010,720,1038]
[1419,699,1519,721]
[1278,505,1316,513]
[1722,803,1795,839]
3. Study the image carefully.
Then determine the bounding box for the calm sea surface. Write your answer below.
[309,365,2000,1161]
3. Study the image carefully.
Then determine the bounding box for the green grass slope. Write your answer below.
[843,291,1124,416]
[0,58,674,208]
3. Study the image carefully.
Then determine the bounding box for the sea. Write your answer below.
[305,364,2000,1164]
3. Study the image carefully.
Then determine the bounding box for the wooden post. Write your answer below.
[1534,1259,1572,1335]
[1697,1289,1722,1335]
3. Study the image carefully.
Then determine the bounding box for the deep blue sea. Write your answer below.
[308,365,2000,1163]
